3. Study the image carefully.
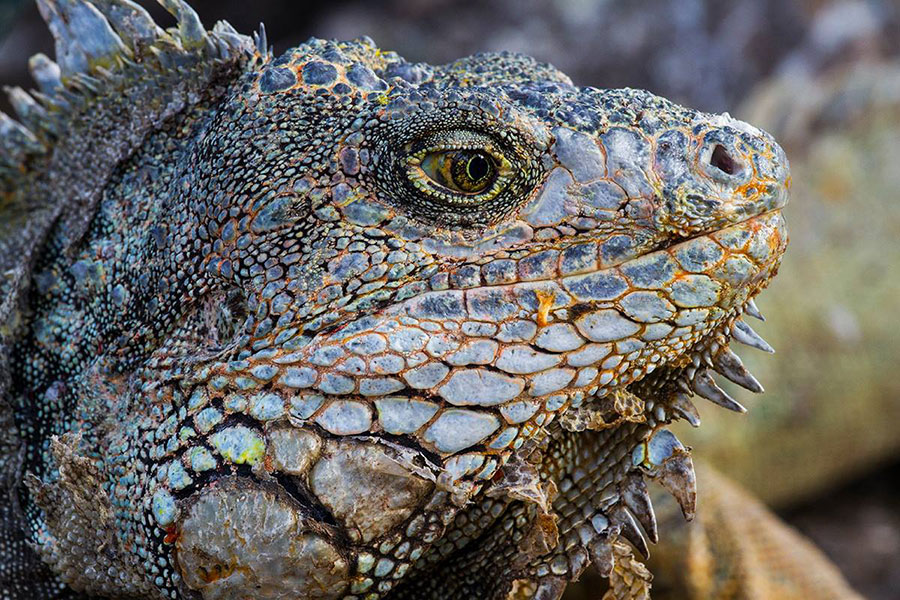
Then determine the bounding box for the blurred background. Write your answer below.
[1,0,899,598]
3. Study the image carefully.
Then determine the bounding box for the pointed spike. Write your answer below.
[610,505,649,559]
[38,0,131,78]
[671,392,701,427]
[713,347,764,393]
[0,111,44,156]
[4,87,49,132]
[210,21,250,60]
[92,0,167,48]
[656,449,697,521]
[57,86,86,107]
[621,473,658,544]
[693,369,746,413]
[157,0,208,49]
[746,298,765,321]
[5,86,35,118]
[212,20,249,50]
[36,0,89,77]
[61,0,131,64]
[636,430,697,520]
[732,319,775,354]
[30,89,68,113]
[209,35,228,60]
[69,72,102,94]
[255,22,268,56]
[28,53,63,96]
[213,19,240,38]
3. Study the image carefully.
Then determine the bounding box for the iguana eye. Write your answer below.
[404,131,514,205]
[419,150,497,193]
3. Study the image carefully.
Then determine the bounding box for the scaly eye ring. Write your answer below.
[404,132,514,205]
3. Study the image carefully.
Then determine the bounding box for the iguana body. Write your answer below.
[1,2,793,599]
[647,463,863,600]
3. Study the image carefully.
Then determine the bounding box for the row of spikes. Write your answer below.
[608,300,775,558]
[634,296,772,422]
[561,314,772,569]
[0,0,271,177]
[557,298,775,566]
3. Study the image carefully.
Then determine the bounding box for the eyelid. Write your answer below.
[406,140,506,163]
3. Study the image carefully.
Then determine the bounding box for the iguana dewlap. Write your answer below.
[0,2,790,599]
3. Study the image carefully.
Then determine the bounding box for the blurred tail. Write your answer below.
[648,462,863,600]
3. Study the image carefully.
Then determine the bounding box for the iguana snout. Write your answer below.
[655,113,790,237]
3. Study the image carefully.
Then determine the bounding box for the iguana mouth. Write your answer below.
[616,206,788,417]
[300,207,790,459]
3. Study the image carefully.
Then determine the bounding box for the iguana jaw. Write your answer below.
[283,206,788,462]
[561,205,787,421]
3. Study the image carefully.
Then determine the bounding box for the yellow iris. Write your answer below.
[404,133,516,206]
[419,150,497,194]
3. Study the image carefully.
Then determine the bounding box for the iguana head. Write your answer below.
[161,38,789,599]
[1,6,788,600]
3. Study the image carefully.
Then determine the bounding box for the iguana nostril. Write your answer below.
[710,144,738,175]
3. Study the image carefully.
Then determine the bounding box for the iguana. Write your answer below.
[0,1,799,598]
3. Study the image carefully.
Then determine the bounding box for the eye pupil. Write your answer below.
[466,154,490,182]
[413,141,506,201]
[448,151,495,193]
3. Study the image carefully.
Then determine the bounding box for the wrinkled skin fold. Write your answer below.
[0,2,789,599]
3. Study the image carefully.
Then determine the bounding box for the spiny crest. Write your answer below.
[0,0,255,188]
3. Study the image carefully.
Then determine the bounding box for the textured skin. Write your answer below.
[0,2,790,599]
[671,59,900,510]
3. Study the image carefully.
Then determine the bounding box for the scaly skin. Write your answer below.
[0,2,788,599]
[633,63,900,600]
